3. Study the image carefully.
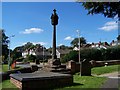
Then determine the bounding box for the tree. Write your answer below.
[61,51,78,63]
[71,37,86,47]
[57,45,72,50]
[11,46,22,61]
[23,42,35,55]
[24,42,34,50]
[81,2,119,19]
[117,35,120,41]
[0,29,9,61]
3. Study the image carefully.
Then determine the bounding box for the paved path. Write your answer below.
[98,72,120,89]
[99,72,119,78]
[16,63,43,68]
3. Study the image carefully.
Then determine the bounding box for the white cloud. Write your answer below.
[64,36,74,41]
[58,44,63,46]
[32,42,47,45]
[98,21,118,31]
[20,28,44,34]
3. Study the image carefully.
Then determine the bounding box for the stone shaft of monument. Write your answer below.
[52,25,57,59]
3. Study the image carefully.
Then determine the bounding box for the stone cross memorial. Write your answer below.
[49,9,61,66]
[9,9,73,90]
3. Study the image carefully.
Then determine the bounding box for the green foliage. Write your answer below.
[62,46,120,63]
[61,51,78,63]
[57,45,73,50]
[23,58,29,63]
[11,51,22,60]
[81,47,120,61]
[91,48,102,60]
[1,30,9,60]
[70,37,86,47]
[16,57,24,62]
[1,80,18,89]
[117,35,120,41]
[28,54,36,62]
[23,42,34,51]
[80,48,91,60]
[24,54,36,62]
[61,75,106,89]
[82,2,119,19]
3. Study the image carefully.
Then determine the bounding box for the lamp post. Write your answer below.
[8,35,15,70]
[76,30,80,63]
[42,45,45,65]
[76,30,81,76]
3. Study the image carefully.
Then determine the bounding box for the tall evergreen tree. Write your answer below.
[0,29,9,60]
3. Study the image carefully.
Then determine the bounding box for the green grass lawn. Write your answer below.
[0,64,20,72]
[91,65,119,75]
[1,64,9,72]
[0,65,119,89]
[0,80,19,90]
[59,74,107,89]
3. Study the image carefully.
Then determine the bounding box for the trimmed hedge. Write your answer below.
[61,46,120,63]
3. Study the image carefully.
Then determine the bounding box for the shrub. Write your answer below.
[61,51,78,63]
[61,46,120,63]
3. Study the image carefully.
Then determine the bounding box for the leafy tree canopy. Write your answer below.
[117,35,120,41]
[71,37,86,47]
[81,2,119,19]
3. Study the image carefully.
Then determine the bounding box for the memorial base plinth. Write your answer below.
[10,71,73,90]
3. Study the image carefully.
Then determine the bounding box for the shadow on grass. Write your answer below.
[71,82,84,86]
[1,88,19,90]
[51,82,84,90]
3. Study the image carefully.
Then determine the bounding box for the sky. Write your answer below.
[2,2,118,50]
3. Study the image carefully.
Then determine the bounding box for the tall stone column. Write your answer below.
[51,9,58,60]
[52,25,57,59]
[50,9,61,66]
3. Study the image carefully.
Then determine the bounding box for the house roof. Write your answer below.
[36,51,51,56]
[57,49,72,55]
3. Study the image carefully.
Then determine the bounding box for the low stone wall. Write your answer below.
[90,60,120,67]
[66,60,80,74]
[66,60,119,74]
[1,67,32,81]
[1,65,39,81]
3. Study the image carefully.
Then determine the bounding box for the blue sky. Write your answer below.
[2,2,118,50]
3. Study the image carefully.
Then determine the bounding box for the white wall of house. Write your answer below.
[73,47,79,51]
[56,50,60,59]
[22,49,36,58]
[91,44,107,49]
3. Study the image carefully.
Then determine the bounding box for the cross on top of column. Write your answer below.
[53,9,56,14]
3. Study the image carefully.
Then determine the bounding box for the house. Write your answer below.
[91,42,109,49]
[73,47,79,51]
[56,49,72,59]
[35,50,51,60]
[110,40,120,46]
[22,49,36,58]
[22,46,51,60]
[73,44,91,51]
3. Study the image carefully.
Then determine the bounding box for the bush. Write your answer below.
[23,58,29,63]
[61,46,120,63]
[61,51,78,63]
[26,55,36,62]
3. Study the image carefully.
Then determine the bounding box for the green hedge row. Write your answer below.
[61,46,120,63]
